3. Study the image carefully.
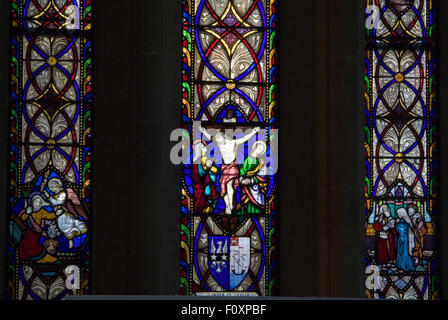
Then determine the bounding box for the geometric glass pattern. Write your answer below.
[180,0,278,295]
[6,0,93,299]
[365,0,439,299]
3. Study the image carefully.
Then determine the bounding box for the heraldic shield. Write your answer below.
[209,236,251,290]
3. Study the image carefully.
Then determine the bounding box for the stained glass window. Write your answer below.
[6,0,93,299]
[364,0,439,299]
[180,0,278,295]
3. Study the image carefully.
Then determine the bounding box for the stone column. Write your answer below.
[279,0,364,297]
[324,0,365,298]
[93,0,180,295]
[92,0,132,294]
[126,0,180,294]
[279,0,320,297]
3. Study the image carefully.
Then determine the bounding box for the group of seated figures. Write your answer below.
[10,172,88,263]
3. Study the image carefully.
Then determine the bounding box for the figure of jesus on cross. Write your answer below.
[199,126,260,215]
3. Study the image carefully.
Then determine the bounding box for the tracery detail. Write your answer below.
[7,0,93,300]
[365,0,439,299]
[180,0,278,296]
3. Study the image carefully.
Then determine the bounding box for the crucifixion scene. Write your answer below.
[190,126,270,216]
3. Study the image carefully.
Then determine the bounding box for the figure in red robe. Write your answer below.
[192,143,218,214]
[17,195,55,261]
[373,205,397,266]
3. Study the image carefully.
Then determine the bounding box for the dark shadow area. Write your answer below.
[93,0,180,294]
[279,0,364,297]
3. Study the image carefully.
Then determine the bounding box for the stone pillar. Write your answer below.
[324,0,365,298]
[92,0,132,294]
[93,0,180,295]
[279,0,364,297]
[126,0,180,294]
[279,0,319,297]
